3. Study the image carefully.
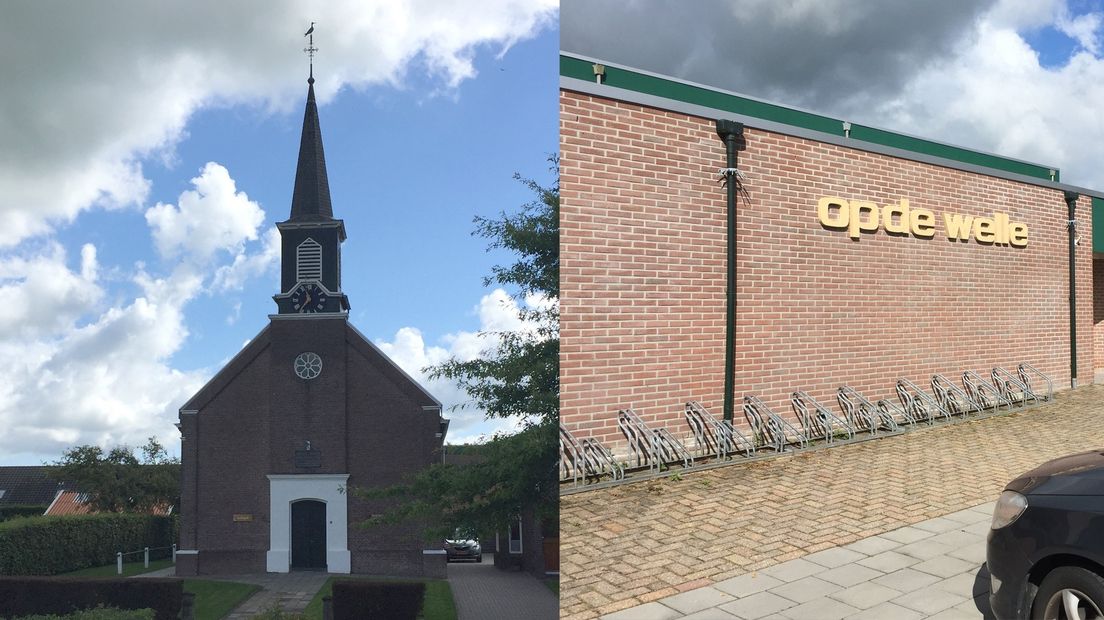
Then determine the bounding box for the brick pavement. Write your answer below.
[560,384,1104,619]
[601,501,995,619]
[447,556,559,620]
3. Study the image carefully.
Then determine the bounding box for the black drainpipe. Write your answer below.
[1065,190,1079,388]
[716,120,744,422]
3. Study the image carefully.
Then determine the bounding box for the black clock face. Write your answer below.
[290,282,327,313]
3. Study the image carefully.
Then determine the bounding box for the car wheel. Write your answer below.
[1033,566,1104,620]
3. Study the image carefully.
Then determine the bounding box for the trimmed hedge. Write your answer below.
[0,505,47,522]
[11,605,155,620]
[332,581,425,620]
[0,578,179,620]
[0,514,177,576]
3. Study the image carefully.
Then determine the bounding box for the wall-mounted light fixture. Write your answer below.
[592,63,605,85]
[842,121,852,138]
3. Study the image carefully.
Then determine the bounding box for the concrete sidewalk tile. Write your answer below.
[659,587,736,615]
[893,584,970,615]
[947,543,987,565]
[718,591,795,619]
[802,547,865,569]
[680,608,741,620]
[714,573,785,598]
[926,606,985,620]
[964,520,994,535]
[930,529,986,548]
[881,526,935,545]
[778,598,860,620]
[912,555,977,578]
[943,507,990,524]
[601,602,683,620]
[933,571,988,597]
[760,558,825,583]
[857,550,920,572]
[870,567,943,592]
[768,576,842,604]
[896,538,956,560]
[827,581,901,609]
[842,535,900,556]
[847,601,926,620]
[817,564,885,588]
[956,594,990,615]
[913,516,969,533]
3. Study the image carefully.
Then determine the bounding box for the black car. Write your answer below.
[988,450,1104,619]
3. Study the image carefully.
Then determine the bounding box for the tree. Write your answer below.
[50,437,179,513]
[357,157,558,538]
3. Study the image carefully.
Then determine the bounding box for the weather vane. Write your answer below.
[303,22,317,80]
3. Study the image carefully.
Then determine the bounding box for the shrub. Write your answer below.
[332,581,425,620]
[0,514,176,576]
[0,578,179,620]
[11,604,155,619]
[0,505,47,522]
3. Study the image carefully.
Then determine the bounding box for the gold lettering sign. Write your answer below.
[817,196,1027,247]
[233,513,253,522]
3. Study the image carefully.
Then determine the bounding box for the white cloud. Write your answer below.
[0,1,558,248]
[0,256,207,463]
[376,288,553,443]
[212,228,281,293]
[146,163,265,262]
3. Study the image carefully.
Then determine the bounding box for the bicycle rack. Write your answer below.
[559,425,623,486]
[617,408,694,472]
[685,401,754,459]
[896,377,950,424]
[963,370,1013,412]
[837,386,898,434]
[1018,363,1053,402]
[792,391,854,445]
[743,395,810,452]
[931,374,983,416]
[877,398,916,426]
[992,367,1039,407]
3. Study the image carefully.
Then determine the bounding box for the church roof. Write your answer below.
[288,78,334,222]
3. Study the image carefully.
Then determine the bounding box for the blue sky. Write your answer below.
[0,2,557,465]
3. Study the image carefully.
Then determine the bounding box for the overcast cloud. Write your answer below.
[562,0,1104,189]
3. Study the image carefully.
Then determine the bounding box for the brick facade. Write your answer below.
[177,315,445,576]
[560,89,1094,449]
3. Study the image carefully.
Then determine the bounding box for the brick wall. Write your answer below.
[1094,259,1104,381]
[560,90,1095,450]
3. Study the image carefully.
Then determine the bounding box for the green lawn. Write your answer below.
[58,561,258,620]
[60,558,174,577]
[544,577,559,595]
[184,579,261,620]
[303,576,456,620]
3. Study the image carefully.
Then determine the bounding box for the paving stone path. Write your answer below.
[448,556,559,620]
[561,383,1104,619]
[602,502,995,619]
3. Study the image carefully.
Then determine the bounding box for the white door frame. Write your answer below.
[266,474,351,573]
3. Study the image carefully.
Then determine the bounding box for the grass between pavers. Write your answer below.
[302,576,456,620]
[184,579,262,620]
[59,558,175,577]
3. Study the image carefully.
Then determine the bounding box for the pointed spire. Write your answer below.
[289,76,333,221]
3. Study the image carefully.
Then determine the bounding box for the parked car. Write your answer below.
[444,536,482,563]
[987,449,1104,619]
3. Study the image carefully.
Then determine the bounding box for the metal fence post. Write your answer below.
[144,546,149,568]
[116,551,122,575]
[172,543,177,563]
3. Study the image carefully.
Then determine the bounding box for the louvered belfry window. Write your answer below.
[297,238,322,282]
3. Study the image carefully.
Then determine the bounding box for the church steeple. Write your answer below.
[289,78,334,221]
[273,73,350,315]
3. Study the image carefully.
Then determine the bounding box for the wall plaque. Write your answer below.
[295,449,321,469]
[233,513,253,522]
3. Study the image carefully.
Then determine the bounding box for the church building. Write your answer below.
[175,73,449,576]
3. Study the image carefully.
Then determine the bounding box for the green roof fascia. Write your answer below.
[562,55,1058,183]
[1093,197,1104,254]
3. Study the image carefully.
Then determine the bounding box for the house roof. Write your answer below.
[0,466,64,506]
[43,490,173,517]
